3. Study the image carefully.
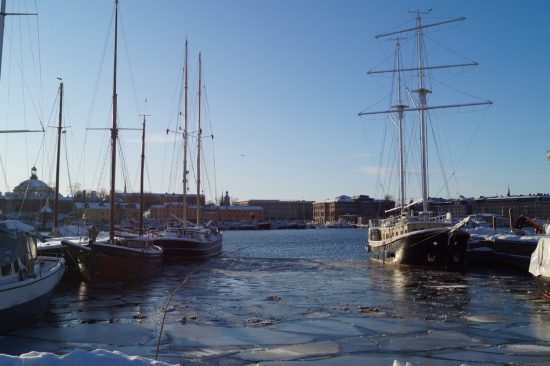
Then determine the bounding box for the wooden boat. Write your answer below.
[62,0,162,281]
[359,11,491,269]
[153,224,222,259]
[153,41,222,259]
[62,234,162,282]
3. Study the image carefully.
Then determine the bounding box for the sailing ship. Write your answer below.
[62,0,163,281]
[359,11,491,269]
[36,82,79,257]
[152,42,222,259]
[0,0,65,332]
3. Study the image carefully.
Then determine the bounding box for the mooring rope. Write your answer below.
[154,242,255,360]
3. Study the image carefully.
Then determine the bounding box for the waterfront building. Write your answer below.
[472,194,550,221]
[234,199,313,221]
[313,195,394,225]
[148,202,215,225]
[105,192,204,211]
[148,201,263,225]
[74,201,140,227]
[0,167,73,227]
[428,197,473,218]
[412,194,550,222]
[217,205,264,222]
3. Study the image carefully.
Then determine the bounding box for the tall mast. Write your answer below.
[359,12,492,214]
[0,0,6,80]
[54,81,63,228]
[110,0,119,242]
[0,1,37,82]
[413,11,431,213]
[394,39,407,211]
[196,52,202,226]
[139,112,147,236]
[182,39,189,223]
[196,53,202,226]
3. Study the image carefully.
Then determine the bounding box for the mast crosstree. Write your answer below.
[358,11,492,211]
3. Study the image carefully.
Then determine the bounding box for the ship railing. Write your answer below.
[369,212,452,228]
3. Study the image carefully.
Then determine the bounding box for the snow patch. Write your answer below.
[0,349,178,366]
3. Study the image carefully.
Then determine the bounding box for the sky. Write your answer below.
[0,0,548,204]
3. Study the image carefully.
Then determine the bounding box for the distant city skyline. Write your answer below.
[0,0,548,203]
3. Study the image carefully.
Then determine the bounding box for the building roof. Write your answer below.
[13,167,52,197]
[314,195,356,204]
[218,205,263,211]
[75,202,140,209]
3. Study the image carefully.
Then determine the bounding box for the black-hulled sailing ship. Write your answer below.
[152,42,222,259]
[62,0,163,281]
[359,11,491,269]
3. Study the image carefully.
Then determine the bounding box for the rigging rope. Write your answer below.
[203,84,218,203]
[77,4,114,192]
[31,0,44,121]
[154,244,254,360]
[63,133,74,196]
[117,134,133,193]
[118,7,142,117]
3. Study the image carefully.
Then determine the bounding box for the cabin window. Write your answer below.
[13,260,20,273]
[1,264,11,276]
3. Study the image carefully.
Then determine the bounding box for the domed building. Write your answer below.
[13,167,53,199]
[0,167,72,229]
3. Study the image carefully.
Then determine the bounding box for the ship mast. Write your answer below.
[110,0,119,243]
[0,0,41,134]
[54,81,63,229]
[359,12,492,214]
[196,53,202,226]
[139,112,147,236]
[395,39,407,211]
[413,11,431,213]
[0,0,36,81]
[182,39,189,224]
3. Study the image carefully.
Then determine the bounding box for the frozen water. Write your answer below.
[161,323,314,347]
[237,341,340,361]
[2,229,550,364]
[272,319,363,336]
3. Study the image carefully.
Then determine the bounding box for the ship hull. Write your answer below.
[62,240,163,282]
[154,235,222,259]
[466,237,538,270]
[367,228,469,270]
[0,257,65,333]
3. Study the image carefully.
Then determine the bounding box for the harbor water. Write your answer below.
[2,229,550,365]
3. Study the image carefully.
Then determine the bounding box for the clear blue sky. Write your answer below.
[0,0,548,204]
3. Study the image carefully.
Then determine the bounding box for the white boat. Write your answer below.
[0,220,64,333]
[325,220,355,229]
[359,11,491,269]
[529,236,550,300]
